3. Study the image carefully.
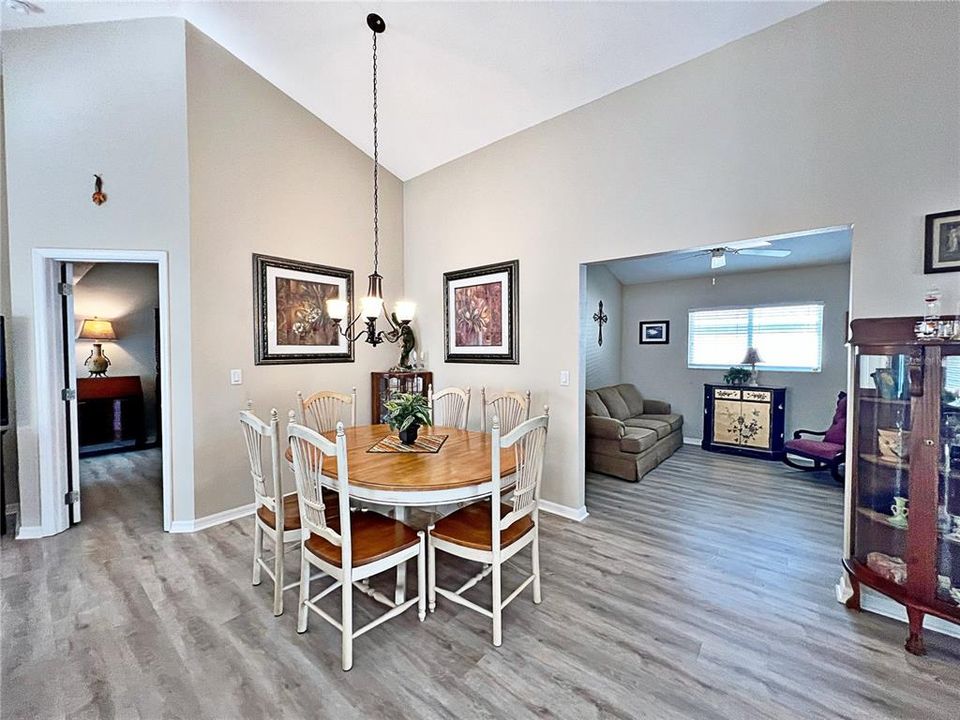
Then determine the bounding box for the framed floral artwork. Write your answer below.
[443,259,519,364]
[252,253,353,365]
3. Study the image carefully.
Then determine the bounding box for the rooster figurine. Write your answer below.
[92,175,107,206]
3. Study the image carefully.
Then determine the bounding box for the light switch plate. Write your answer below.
[559,370,570,386]
[230,369,243,385]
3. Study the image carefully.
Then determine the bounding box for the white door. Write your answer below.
[60,262,82,524]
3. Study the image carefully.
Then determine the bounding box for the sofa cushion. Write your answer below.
[641,399,671,415]
[616,384,645,417]
[624,417,673,440]
[596,386,630,421]
[620,429,658,454]
[585,415,624,440]
[585,390,610,418]
[639,413,683,434]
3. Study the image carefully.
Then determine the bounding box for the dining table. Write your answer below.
[287,423,517,604]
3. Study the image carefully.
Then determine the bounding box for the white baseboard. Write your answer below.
[170,502,256,533]
[539,500,588,522]
[859,587,960,640]
[15,525,45,540]
[682,436,702,446]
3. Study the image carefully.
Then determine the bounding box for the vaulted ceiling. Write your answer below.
[4,1,820,179]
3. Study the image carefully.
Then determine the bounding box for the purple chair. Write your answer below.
[782,391,846,483]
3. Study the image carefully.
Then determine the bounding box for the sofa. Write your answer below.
[585,383,684,481]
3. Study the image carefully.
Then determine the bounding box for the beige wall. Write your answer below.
[74,263,161,443]
[185,28,404,516]
[404,2,960,511]
[583,264,622,389]
[3,19,194,532]
[620,263,851,441]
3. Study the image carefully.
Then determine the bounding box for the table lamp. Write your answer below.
[79,318,116,377]
[742,347,762,387]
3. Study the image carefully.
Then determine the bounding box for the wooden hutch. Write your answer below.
[370,370,433,425]
[843,316,960,654]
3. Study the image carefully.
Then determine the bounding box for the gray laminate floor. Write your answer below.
[3,447,960,720]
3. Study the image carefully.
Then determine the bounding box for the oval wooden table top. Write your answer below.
[286,424,517,507]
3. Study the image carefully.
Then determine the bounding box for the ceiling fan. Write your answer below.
[678,239,791,270]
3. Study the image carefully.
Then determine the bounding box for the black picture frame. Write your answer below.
[639,320,670,345]
[924,209,960,274]
[253,253,354,365]
[443,259,519,364]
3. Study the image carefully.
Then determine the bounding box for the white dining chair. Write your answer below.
[297,387,357,433]
[427,407,549,647]
[428,384,471,430]
[480,387,531,435]
[241,404,306,616]
[288,416,426,671]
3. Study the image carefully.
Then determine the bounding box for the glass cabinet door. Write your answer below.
[936,348,960,609]
[853,348,915,586]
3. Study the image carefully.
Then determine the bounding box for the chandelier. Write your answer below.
[327,13,414,346]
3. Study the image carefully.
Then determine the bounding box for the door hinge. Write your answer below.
[57,282,73,296]
[61,388,77,401]
[64,490,79,505]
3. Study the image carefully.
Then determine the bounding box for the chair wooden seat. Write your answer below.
[431,501,534,551]
[305,511,419,568]
[257,492,338,532]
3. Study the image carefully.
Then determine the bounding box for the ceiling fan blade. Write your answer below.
[725,239,772,250]
[710,253,726,270]
[737,249,791,257]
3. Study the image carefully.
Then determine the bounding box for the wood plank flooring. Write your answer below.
[3,446,960,719]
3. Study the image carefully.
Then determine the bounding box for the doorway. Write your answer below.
[31,249,173,534]
[72,262,162,527]
[579,225,854,511]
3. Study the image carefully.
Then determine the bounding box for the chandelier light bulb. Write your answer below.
[326,298,349,322]
[394,301,416,323]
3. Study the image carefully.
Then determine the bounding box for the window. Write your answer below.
[688,303,824,372]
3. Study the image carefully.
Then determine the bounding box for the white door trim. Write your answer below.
[31,248,175,534]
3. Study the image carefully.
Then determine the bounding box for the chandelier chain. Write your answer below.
[372,29,379,275]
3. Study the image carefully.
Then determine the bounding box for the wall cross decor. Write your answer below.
[592,300,608,347]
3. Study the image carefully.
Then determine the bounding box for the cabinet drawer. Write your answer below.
[714,388,741,400]
[742,390,771,403]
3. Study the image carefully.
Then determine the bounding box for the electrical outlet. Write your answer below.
[230,369,243,385]
[559,370,570,386]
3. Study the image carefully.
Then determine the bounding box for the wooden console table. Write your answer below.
[78,376,147,455]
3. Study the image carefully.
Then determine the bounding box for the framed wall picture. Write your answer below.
[443,259,519,364]
[639,320,670,344]
[253,253,353,365]
[925,210,960,274]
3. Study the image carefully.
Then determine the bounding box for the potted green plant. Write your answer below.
[723,366,753,386]
[384,392,433,445]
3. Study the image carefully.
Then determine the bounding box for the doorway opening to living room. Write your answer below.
[579,225,853,517]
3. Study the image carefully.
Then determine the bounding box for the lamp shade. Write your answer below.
[78,318,116,340]
[742,347,762,365]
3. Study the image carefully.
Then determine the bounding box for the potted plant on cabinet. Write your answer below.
[723,366,753,386]
[384,392,433,445]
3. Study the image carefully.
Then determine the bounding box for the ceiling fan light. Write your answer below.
[711,253,726,270]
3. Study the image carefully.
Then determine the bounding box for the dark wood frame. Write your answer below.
[443,259,519,364]
[639,320,670,345]
[924,209,960,274]
[252,253,354,365]
[844,315,960,655]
